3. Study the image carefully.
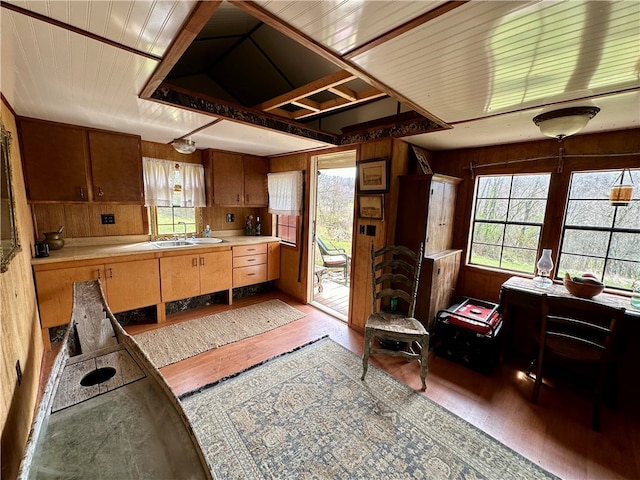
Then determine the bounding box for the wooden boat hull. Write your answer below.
[19,280,213,479]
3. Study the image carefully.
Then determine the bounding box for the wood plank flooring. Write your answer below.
[42,290,640,480]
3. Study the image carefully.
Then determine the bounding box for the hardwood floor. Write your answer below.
[43,290,640,480]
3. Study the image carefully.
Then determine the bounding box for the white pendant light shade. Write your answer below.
[172,138,196,154]
[533,106,600,140]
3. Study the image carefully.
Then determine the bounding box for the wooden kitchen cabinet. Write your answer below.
[243,155,269,206]
[267,241,280,281]
[19,119,90,202]
[206,150,268,206]
[160,249,232,303]
[232,244,267,287]
[418,249,462,331]
[19,118,143,203]
[88,130,143,204]
[34,257,160,348]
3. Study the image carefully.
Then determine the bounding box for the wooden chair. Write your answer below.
[361,243,429,390]
[532,294,625,431]
[316,237,350,282]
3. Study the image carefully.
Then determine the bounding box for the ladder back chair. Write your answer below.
[361,243,429,390]
[532,294,626,431]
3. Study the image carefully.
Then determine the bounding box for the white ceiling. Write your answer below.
[1,1,639,156]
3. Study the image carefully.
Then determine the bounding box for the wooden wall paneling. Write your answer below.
[62,204,91,238]
[267,152,310,302]
[1,99,43,480]
[88,205,146,237]
[31,204,66,240]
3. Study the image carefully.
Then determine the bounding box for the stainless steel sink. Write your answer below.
[151,238,225,248]
[151,240,195,248]
[187,237,224,244]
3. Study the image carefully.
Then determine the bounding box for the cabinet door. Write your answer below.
[198,250,232,295]
[106,259,160,313]
[243,155,268,206]
[20,119,90,202]
[89,131,143,203]
[267,242,280,281]
[425,180,458,254]
[160,255,200,302]
[211,152,243,205]
[35,265,102,329]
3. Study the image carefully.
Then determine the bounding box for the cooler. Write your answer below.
[433,297,503,373]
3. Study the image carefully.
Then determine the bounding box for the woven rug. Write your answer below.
[180,338,557,480]
[134,300,306,368]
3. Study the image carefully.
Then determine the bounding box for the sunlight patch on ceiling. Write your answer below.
[488,2,640,113]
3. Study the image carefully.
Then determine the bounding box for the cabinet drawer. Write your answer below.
[233,254,266,268]
[233,244,267,257]
[233,264,267,288]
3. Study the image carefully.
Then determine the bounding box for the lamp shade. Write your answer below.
[533,106,600,140]
[172,138,196,154]
[609,169,634,207]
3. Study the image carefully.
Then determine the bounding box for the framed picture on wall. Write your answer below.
[358,194,384,220]
[411,145,433,175]
[357,158,388,192]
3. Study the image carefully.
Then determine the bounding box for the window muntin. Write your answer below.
[276,214,297,246]
[150,168,197,236]
[469,174,551,273]
[557,169,639,290]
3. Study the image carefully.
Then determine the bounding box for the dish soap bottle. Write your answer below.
[255,216,261,236]
[205,225,210,238]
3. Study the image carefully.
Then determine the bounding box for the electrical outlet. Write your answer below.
[101,214,115,224]
[16,360,22,386]
[226,213,235,223]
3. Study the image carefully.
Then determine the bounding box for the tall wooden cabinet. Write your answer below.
[395,174,462,330]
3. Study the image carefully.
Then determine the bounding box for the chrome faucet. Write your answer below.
[177,221,187,239]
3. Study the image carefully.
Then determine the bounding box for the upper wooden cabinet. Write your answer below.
[88,131,143,203]
[205,150,268,207]
[19,120,90,202]
[19,118,143,203]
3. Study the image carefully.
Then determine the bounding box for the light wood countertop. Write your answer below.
[32,236,280,268]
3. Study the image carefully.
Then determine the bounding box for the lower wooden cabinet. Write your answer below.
[416,249,462,331]
[160,250,232,302]
[233,244,267,288]
[34,257,161,330]
[267,241,280,281]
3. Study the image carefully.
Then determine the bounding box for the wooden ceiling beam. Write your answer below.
[328,85,357,101]
[256,70,356,111]
[291,98,321,112]
[292,87,387,120]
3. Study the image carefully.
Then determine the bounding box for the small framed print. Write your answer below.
[358,158,388,192]
[411,145,433,175]
[358,194,384,220]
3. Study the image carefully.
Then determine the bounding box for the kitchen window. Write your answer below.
[143,157,205,237]
[556,169,640,290]
[469,173,551,273]
[276,215,298,246]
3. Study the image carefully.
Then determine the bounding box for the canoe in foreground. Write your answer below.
[19,280,213,480]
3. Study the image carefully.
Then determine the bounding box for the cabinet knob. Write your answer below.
[108,267,113,278]
[192,258,198,267]
[79,187,85,199]
[237,194,240,202]
[246,194,249,203]
[98,187,104,198]
[200,257,205,266]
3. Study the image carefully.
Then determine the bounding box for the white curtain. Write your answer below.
[143,157,206,207]
[142,157,172,206]
[181,162,206,207]
[267,171,303,216]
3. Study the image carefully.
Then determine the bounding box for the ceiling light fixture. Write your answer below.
[172,138,196,154]
[532,106,600,141]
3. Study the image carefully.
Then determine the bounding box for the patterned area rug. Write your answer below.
[134,300,306,368]
[181,338,557,480]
